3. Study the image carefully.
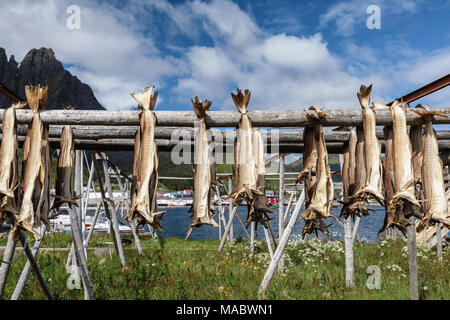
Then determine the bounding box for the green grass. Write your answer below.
[0,234,448,300]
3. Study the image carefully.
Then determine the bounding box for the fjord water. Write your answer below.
[157,205,387,243]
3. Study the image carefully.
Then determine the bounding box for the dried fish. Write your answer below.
[230,89,263,204]
[296,126,318,209]
[378,125,406,235]
[337,127,368,217]
[0,101,26,225]
[51,105,79,211]
[414,105,449,232]
[126,86,163,232]
[247,128,273,227]
[302,107,334,238]
[12,85,51,241]
[187,97,218,232]
[388,100,420,210]
[354,85,384,204]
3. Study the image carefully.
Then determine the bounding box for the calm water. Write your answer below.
[156,205,387,243]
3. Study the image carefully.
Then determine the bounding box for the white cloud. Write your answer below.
[0,0,445,112]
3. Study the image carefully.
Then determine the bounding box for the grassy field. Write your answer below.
[0,233,448,300]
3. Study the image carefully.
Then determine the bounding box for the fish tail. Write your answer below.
[357,84,372,109]
[191,96,212,120]
[413,104,447,119]
[12,101,27,109]
[131,86,158,111]
[231,88,251,114]
[24,85,48,113]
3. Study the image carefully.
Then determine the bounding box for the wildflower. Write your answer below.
[423,286,428,291]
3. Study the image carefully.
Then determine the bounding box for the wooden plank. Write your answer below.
[407,216,419,300]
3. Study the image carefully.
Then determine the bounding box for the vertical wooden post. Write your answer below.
[100,154,127,267]
[259,187,305,295]
[0,229,17,297]
[352,216,361,243]
[218,206,238,252]
[68,206,95,300]
[436,222,443,262]
[228,177,234,241]
[278,156,285,272]
[250,221,256,253]
[344,216,355,287]
[407,216,419,300]
[91,151,126,267]
[263,227,274,259]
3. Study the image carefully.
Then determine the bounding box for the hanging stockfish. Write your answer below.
[336,126,366,217]
[126,86,163,232]
[12,85,51,241]
[301,107,334,238]
[51,105,79,211]
[296,126,318,209]
[410,124,423,199]
[230,89,263,205]
[378,125,406,235]
[387,100,420,211]
[246,128,273,227]
[0,101,26,225]
[187,97,218,233]
[354,85,384,204]
[413,104,450,232]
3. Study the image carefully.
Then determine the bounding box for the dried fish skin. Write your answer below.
[230,89,262,205]
[414,105,449,231]
[0,102,26,224]
[305,124,334,219]
[378,126,406,234]
[247,128,273,227]
[187,97,218,231]
[354,85,384,204]
[52,110,79,211]
[339,127,368,218]
[126,87,163,232]
[13,85,50,241]
[389,100,420,209]
[302,108,334,238]
[296,126,318,209]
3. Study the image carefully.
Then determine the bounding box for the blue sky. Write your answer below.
[0,0,449,111]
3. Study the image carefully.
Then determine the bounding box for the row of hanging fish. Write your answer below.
[187,89,273,234]
[340,84,449,236]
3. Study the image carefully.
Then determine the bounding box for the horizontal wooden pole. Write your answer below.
[0,107,449,127]
[5,125,450,143]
